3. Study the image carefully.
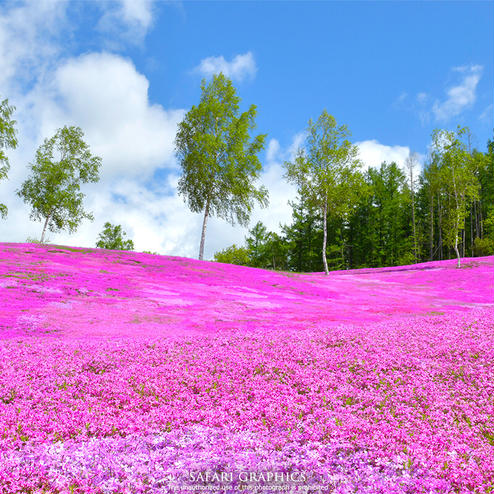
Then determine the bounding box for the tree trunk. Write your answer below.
[429,194,434,261]
[470,208,473,256]
[454,234,461,268]
[474,200,478,238]
[40,214,51,243]
[451,167,460,268]
[198,200,210,261]
[438,196,443,260]
[411,194,417,262]
[479,201,484,238]
[409,162,417,262]
[322,200,329,275]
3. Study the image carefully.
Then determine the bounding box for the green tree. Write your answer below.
[262,231,288,271]
[282,196,322,272]
[363,162,413,266]
[471,138,494,254]
[245,221,270,267]
[284,110,363,275]
[0,98,18,219]
[213,244,250,265]
[175,73,268,261]
[431,127,479,267]
[96,222,134,251]
[480,138,494,253]
[244,221,288,269]
[17,126,102,243]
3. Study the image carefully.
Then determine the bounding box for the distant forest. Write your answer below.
[214,136,494,272]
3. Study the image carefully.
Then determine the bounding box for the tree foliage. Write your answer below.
[213,244,250,265]
[356,162,414,266]
[245,221,270,267]
[0,98,18,219]
[282,196,322,272]
[17,126,101,243]
[96,222,134,251]
[175,73,268,260]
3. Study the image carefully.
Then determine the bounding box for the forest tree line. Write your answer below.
[214,134,494,272]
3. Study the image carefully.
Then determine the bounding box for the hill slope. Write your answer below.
[1,243,492,339]
[1,243,494,493]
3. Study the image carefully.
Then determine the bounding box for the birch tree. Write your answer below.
[431,127,479,267]
[17,126,101,243]
[175,73,268,260]
[284,111,363,275]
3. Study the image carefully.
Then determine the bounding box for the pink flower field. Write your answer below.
[0,243,493,494]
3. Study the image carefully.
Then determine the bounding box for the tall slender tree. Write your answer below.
[175,73,268,260]
[405,152,419,261]
[431,127,479,267]
[17,126,101,243]
[284,111,363,275]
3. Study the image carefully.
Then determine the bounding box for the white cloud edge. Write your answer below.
[194,52,257,82]
[432,65,483,122]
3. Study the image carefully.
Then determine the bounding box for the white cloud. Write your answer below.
[356,140,413,171]
[0,2,186,255]
[97,0,157,41]
[479,104,493,122]
[36,52,184,179]
[416,92,428,104]
[117,0,154,31]
[0,1,196,258]
[266,139,281,163]
[432,65,483,121]
[0,0,68,95]
[249,161,296,234]
[194,52,257,82]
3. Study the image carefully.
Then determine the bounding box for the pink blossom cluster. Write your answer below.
[0,243,493,493]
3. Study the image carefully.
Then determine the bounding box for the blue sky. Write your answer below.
[0,0,492,258]
[146,1,493,150]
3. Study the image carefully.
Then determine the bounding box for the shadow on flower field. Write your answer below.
[0,243,493,493]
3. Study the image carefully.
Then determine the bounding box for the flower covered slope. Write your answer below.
[0,243,493,494]
[0,243,491,339]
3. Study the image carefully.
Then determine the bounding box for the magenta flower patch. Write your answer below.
[0,243,493,493]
